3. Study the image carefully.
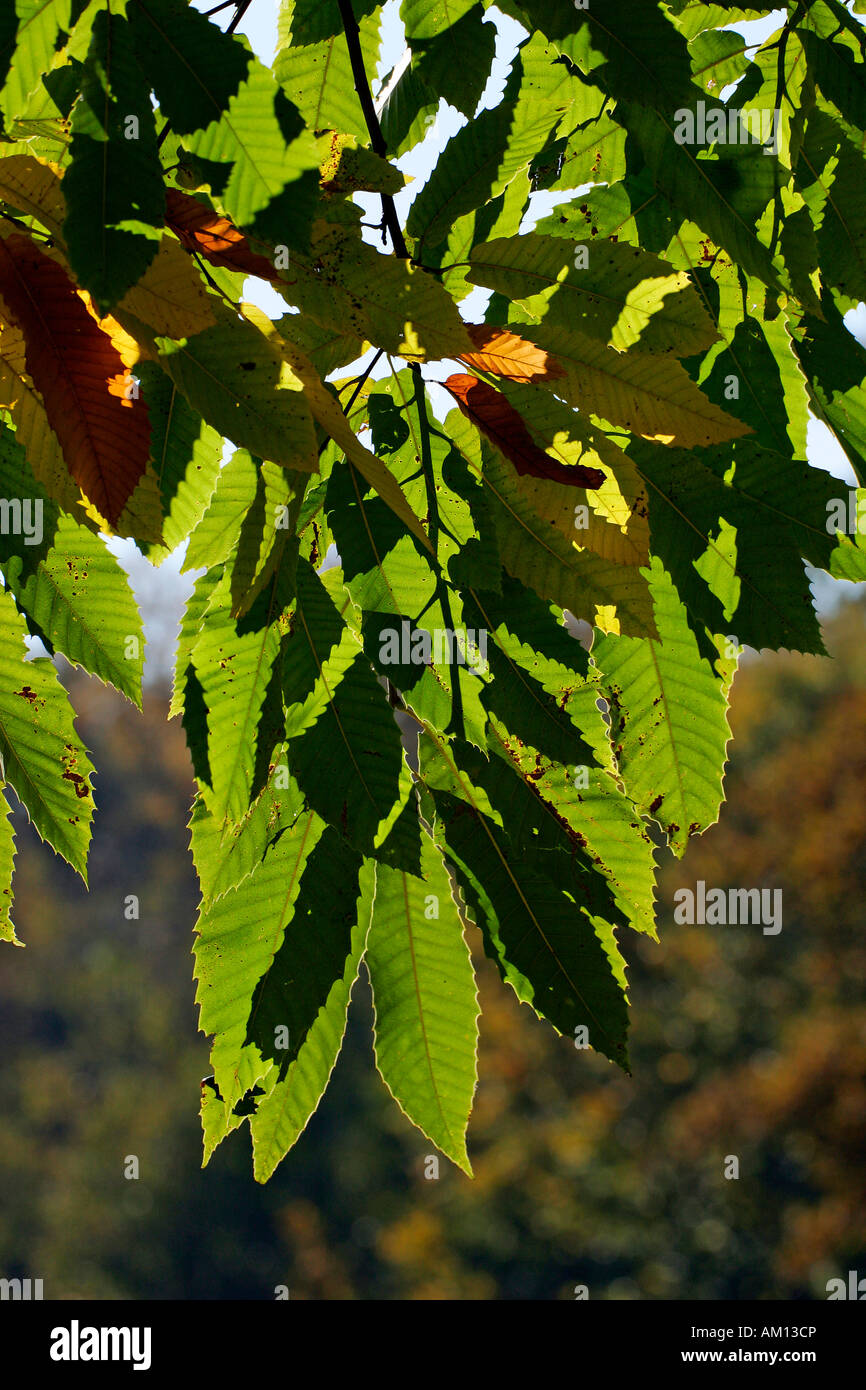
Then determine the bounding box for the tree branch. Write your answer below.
[342,348,385,416]
[337,0,410,260]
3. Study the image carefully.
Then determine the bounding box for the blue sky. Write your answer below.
[118,2,863,681]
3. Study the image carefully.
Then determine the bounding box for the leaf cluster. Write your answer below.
[0,0,863,1176]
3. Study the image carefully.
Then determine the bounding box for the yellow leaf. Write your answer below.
[284,222,472,364]
[242,303,433,553]
[524,323,751,447]
[0,154,66,240]
[116,234,217,338]
[458,323,565,381]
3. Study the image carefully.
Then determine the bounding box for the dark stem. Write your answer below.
[317,347,383,457]
[192,251,242,313]
[225,0,254,33]
[342,348,385,416]
[339,3,451,719]
[0,212,52,242]
[337,0,410,260]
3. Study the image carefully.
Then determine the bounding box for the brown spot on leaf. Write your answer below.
[62,768,90,798]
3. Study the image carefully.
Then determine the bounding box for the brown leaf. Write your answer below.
[0,234,150,525]
[458,323,566,382]
[444,374,605,489]
[165,189,279,282]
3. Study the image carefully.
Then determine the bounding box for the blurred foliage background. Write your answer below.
[1,596,865,1300]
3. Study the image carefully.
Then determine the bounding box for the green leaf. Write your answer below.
[798,26,866,132]
[446,409,656,636]
[186,56,322,247]
[429,780,630,1068]
[378,56,439,157]
[249,848,374,1182]
[401,0,477,40]
[193,561,294,830]
[520,321,750,447]
[127,0,251,137]
[406,65,564,255]
[367,830,479,1173]
[689,29,751,94]
[183,447,257,575]
[1,516,144,703]
[0,584,94,880]
[623,102,781,291]
[62,10,164,311]
[190,751,306,909]
[480,378,651,570]
[199,1074,246,1166]
[0,1,73,126]
[593,557,732,855]
[456,577,597,765]
[546,102,627,191]
[281,560,359,739]
[145,301,318,473]
[429,719,658,938]
[469,232,718,357]
[696,312,808,458]
[798,108,866,304]
[194,805,327,1111]
[490,734,659,938]
[325,379,493,746]
[669,5,777,44]
[275,3,381,140]
[282,315,365,379]
[137,363,224,565]
[289,641,405,856]
[791,291,866,483]
[0,425,144,701]
[260,313,431,550]
[169,564,222,719]
[518,0,695,112]
[412,4,495,117]
[286,223,472,362]
[633,437,834,654]
[278,0,380,46]
[0,783,18,944]
[830,525,866,581]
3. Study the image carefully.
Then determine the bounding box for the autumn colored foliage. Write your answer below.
[0,0,865,1182]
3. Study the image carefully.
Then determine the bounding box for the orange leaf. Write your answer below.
[165,189,279,282]
[444,374,605,489]
[458,323,566,383]
[0,234,150,525]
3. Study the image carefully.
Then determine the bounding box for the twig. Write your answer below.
[0,212,53,242]
[317,350,385,458]
[191,250,243,314]
[343,348,385,415]
[337,0,410,260]
[339,2,454,720]
[225,0,254,34]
